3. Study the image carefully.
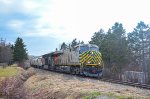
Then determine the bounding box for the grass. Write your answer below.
[119,96,125,99]
[0,65,18,77]
[84,91,101,99]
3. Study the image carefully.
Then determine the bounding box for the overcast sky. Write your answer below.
[0,0,150,55]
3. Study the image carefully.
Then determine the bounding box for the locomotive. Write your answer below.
[30,44,104,78]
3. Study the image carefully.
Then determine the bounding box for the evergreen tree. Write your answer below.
[78,40,84,44]
[128,21,150,72]
[71,38,78,47]
[90,23,131,74]
[89,29,105,47]
[13,37,28,62]
[108,23,130,70]
[80,41,84,44]
[60,42,68,50]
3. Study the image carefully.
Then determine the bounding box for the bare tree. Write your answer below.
[0,38,13,67]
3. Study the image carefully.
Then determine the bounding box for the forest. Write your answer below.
[89,21,150,82]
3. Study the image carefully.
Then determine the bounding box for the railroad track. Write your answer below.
[33,67,150,90]
[100,78,150,90]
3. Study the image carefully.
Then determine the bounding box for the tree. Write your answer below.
[128,21,150,72]
[90,23,131,75]
[108,23,130,71]
[78,40,84,44]
[80,41,84,44]
[71,38,78,47]
[89,29,105,47]
[60,42,68,50]
[0,38,13,64]
[13,37,28,64]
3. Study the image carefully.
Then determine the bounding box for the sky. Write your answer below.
[0,0,150,56]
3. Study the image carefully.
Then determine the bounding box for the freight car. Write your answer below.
[31,44,104,78]
[30,57,45,68]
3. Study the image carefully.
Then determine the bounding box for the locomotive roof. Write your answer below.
[42,44,99,57]
[52,51,63,54]
[42,51,63,58]
[74,44,99,48]
[42,53,52,57]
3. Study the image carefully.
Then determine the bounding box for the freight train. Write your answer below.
[30,44,104,78]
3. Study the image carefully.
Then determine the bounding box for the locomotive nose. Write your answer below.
[86,51,101,65]
[79,50,102,66]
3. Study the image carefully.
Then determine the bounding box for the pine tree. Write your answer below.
[60,42,68,50]
[13,37,28,63]
[108,23,130,70]
[128,21,150,72]
[71,38,78,47]
[90,23,131,74]
[80,41,84,44]
[89,29,105,47]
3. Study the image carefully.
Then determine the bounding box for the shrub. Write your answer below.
[0,68,36,99]
[0,76,27,99]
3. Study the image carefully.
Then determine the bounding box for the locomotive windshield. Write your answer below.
[80,45,89,52]
[90,46,99,51]
[79,44,99,52]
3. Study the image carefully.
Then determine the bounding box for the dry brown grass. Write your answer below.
[24,69,150,99]
[1,67,149,99]
[0,67,36,99]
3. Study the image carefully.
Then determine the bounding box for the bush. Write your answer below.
[0,76,27,99]
[0,68,36,99]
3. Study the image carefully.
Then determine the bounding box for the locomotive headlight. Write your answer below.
[88,61,90,64]
[98,62,101,64]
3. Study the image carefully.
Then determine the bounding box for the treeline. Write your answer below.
[0,37,28,67]
[0,39,13,64]
[89,21,150,78]
[60,38,84,50]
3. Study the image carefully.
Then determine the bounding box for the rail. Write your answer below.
[100,78,150,89]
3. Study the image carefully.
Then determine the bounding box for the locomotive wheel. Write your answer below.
[70,67,75,75]
[97,73,102,79]
[42,65,44,69]
[70,67,80,75]
[75,67,80,75]
[48,65,51,70]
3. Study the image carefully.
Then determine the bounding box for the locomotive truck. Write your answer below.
[30,44,104,78]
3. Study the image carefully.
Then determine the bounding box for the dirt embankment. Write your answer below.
[0,67,35,99]
[24,68,150,99]
[1,67,150,99]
